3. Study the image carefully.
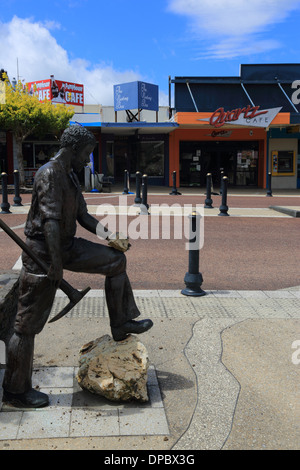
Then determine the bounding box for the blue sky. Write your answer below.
[1,0,300,105]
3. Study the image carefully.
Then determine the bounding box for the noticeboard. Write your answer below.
[272,150,295,176]
[114,81,159,112]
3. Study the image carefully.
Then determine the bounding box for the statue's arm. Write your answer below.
[78,212,130,252]
[44,218,63,287]
[77,212,112,240]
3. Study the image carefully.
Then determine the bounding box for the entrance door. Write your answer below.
[114,140,131,181]
[179,141,259,187]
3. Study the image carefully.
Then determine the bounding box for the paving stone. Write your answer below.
[162,297,198,317]
[0,412,22,439]
[236,290,269,298]
[39,388,74,408]
[70,409,119,437]
[0,365,168,440]
[119,408,169,436]
[135,297,168,318]
[17,409,71,439]
[32,367,75,388]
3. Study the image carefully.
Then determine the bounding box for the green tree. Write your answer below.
[0,77,74,185]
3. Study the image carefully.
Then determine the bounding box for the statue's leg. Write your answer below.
[105,271,140,327]
[63,238,153,340]
[3,332,34,394]
[2,267,56,408]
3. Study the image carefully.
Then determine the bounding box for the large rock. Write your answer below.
[76,334,150,402]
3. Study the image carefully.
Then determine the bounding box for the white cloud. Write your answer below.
[168,0,300,58]
[0,16,142,105]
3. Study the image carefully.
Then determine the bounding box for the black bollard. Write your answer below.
[134,171,142,204]
[266,172,272,197]
[181,211,206,296]
[218,176,229,216]
[140,174,149,214]
[122,169,129,194]
[1,172,11,214]
[204,173,213,208]
[13,170,23,206]
[219,168,224,194]
[169,170,181,195]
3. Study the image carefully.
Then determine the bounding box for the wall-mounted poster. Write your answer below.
[272,150,295,176]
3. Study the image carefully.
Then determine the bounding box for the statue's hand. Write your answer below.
[107,232,131,252]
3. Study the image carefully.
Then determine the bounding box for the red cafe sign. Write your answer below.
[26,75,84,107]
[199,105,282,128]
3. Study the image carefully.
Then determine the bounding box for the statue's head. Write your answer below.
[60,126,96,172]
[60,126,96,152]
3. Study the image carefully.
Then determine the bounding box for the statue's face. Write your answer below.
[72,143,94,172]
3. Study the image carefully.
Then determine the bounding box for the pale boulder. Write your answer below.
[76,334,150,402]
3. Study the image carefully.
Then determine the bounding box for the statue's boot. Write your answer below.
[2,332,49,408]
[3,388,49,408]
[111,319,153,341]
[105,272,153,341]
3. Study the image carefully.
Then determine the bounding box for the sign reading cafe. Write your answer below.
[26,75,84,106]
[199,105,282,128]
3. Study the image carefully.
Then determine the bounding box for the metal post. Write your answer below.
[181,211,206,296]
[204,173,213,208]
[134,171,142,204]
[122,170,129,194]
[13,170,23,206]
[1,172,11,214]
[218,176,229,216]
[140,174,149,214]
[266,172,272,197]
[169,170,181,195]
[220,168,224,194]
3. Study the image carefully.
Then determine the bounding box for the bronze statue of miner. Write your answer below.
[3,126,153,409]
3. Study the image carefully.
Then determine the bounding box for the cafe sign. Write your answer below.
[199,105,282,128]
[26,75,84,106]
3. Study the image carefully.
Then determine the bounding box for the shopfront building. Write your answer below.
[4,67,300,190]
[169,64,300,189]
[268,126,300,189]
[100,126,174,186]
[169,124,267,189]
[70,107,178,187]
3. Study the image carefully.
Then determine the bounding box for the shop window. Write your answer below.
[136,141,164,176]
[271,150,295,176]
[236,150,258,185]
[22,142,59,168]
[22,142,59,185]
[34,143,59,168]
[23,143,34,167]
[106,141,114,177]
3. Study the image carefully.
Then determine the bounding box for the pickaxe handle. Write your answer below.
[0,218,91,321]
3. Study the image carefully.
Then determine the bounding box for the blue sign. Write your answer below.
[89,153,94,174]
[114,81,159,112]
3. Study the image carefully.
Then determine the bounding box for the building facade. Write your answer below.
[2,64,300,190]
[169,64,300,189]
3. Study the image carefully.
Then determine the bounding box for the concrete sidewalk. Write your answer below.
[3,203,297,218]
[0,288,299,450]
